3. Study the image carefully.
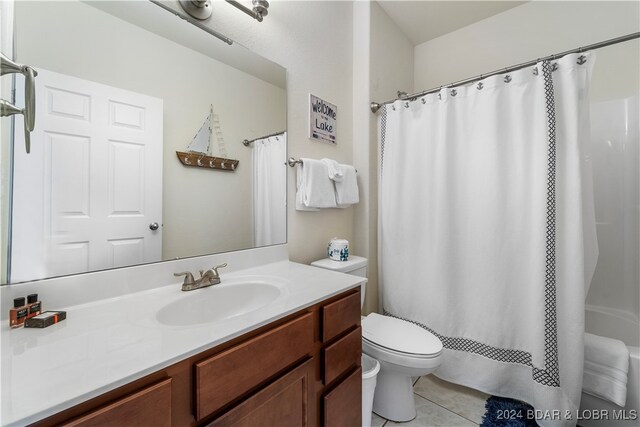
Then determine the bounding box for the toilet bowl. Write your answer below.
[310,256,444,423]
[362,313,442,421]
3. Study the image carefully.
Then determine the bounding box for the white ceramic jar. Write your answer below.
[327,238,349,261]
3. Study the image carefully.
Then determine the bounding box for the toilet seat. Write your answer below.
[362,337,440,359]
[362,313,443,357]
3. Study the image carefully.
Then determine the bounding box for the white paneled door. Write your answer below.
[11,69,163,282]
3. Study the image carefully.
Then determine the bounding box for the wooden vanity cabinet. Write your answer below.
[324,367,362,427]
[195,312,315,421]
[321,291,361,342]
[32,288,361,427]
[317,292,362,427]
[207,360,312,427]
[62,378,172,427]
[323,327,362,385]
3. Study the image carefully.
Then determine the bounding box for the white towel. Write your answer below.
[295,158,336,210]
[295,163,318,211]
[321,158,344,182]
[335,164,359,206]
[583,332,630,407]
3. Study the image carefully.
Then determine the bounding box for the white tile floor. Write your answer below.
[370,375,490,427]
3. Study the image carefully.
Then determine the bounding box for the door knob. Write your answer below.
[149,222,160,231]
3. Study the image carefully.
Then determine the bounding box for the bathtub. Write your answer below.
[579,305,639,426]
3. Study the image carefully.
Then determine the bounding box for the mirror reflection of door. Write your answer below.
[11,69,163,282]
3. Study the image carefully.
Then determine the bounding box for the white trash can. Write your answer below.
[362,353,381,427]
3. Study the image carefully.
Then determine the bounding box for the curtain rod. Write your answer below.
[242,130,286,146]
[370,32,640,113]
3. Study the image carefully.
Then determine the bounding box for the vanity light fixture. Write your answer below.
[151,0,270,46]
[149,0,233,45]
[179,0,213,20]
[226,0,270,22]
[178,0,270,23]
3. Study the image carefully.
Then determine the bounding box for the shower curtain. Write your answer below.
[379,53,598,427]
[253,133,286,246]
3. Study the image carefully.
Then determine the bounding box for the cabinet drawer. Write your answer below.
[323,326,361,385]
[322,291,360,342]
[195,312,314,421]
[323,367,362,427]
[209,359,310,427]
[62,378,171,427]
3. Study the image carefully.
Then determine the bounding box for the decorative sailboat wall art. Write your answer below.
[176,105,240,171]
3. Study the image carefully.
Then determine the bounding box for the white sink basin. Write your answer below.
[156,277,286,326]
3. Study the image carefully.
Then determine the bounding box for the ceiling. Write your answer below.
[377,1,528,46]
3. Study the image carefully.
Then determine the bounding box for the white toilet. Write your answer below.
[311,256,443,422]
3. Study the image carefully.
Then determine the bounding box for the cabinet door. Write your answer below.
[323,326,361,385]
[322,291,360,342]
[209,360,310,427]
[323,367,362,427]
[195,312,314,420]
[62,378,171,427]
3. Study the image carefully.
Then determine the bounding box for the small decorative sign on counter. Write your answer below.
[309,94,337,144]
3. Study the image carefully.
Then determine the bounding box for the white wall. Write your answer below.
[414,1,639,101]
[352,1,371,313]
[14,1,286,262]
[370,2,414,101]
[356,2,414,314]
[412,1,640,320]
[171,0,356,265]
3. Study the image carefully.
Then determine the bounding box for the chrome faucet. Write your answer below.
[174,263,227,291]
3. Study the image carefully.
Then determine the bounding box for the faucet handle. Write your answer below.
[211,263,227,277]
[174,271,195,285]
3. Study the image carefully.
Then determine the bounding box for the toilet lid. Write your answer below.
[362,313,443,356]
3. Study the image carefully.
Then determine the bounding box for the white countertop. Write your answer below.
[0,260,364,426]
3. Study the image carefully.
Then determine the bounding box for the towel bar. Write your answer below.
[287,157,357,172]
[287,157,303,167]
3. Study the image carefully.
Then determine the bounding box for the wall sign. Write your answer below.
[309,94,337,144]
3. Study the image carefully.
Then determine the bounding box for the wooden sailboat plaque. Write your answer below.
[176,105,239,172]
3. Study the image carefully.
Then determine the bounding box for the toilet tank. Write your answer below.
[310,256,368,307]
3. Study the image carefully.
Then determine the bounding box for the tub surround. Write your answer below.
[580,306,640,426]
[1,245,365,426]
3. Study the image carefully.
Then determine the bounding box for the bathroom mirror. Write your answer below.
[2,0,287,284]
